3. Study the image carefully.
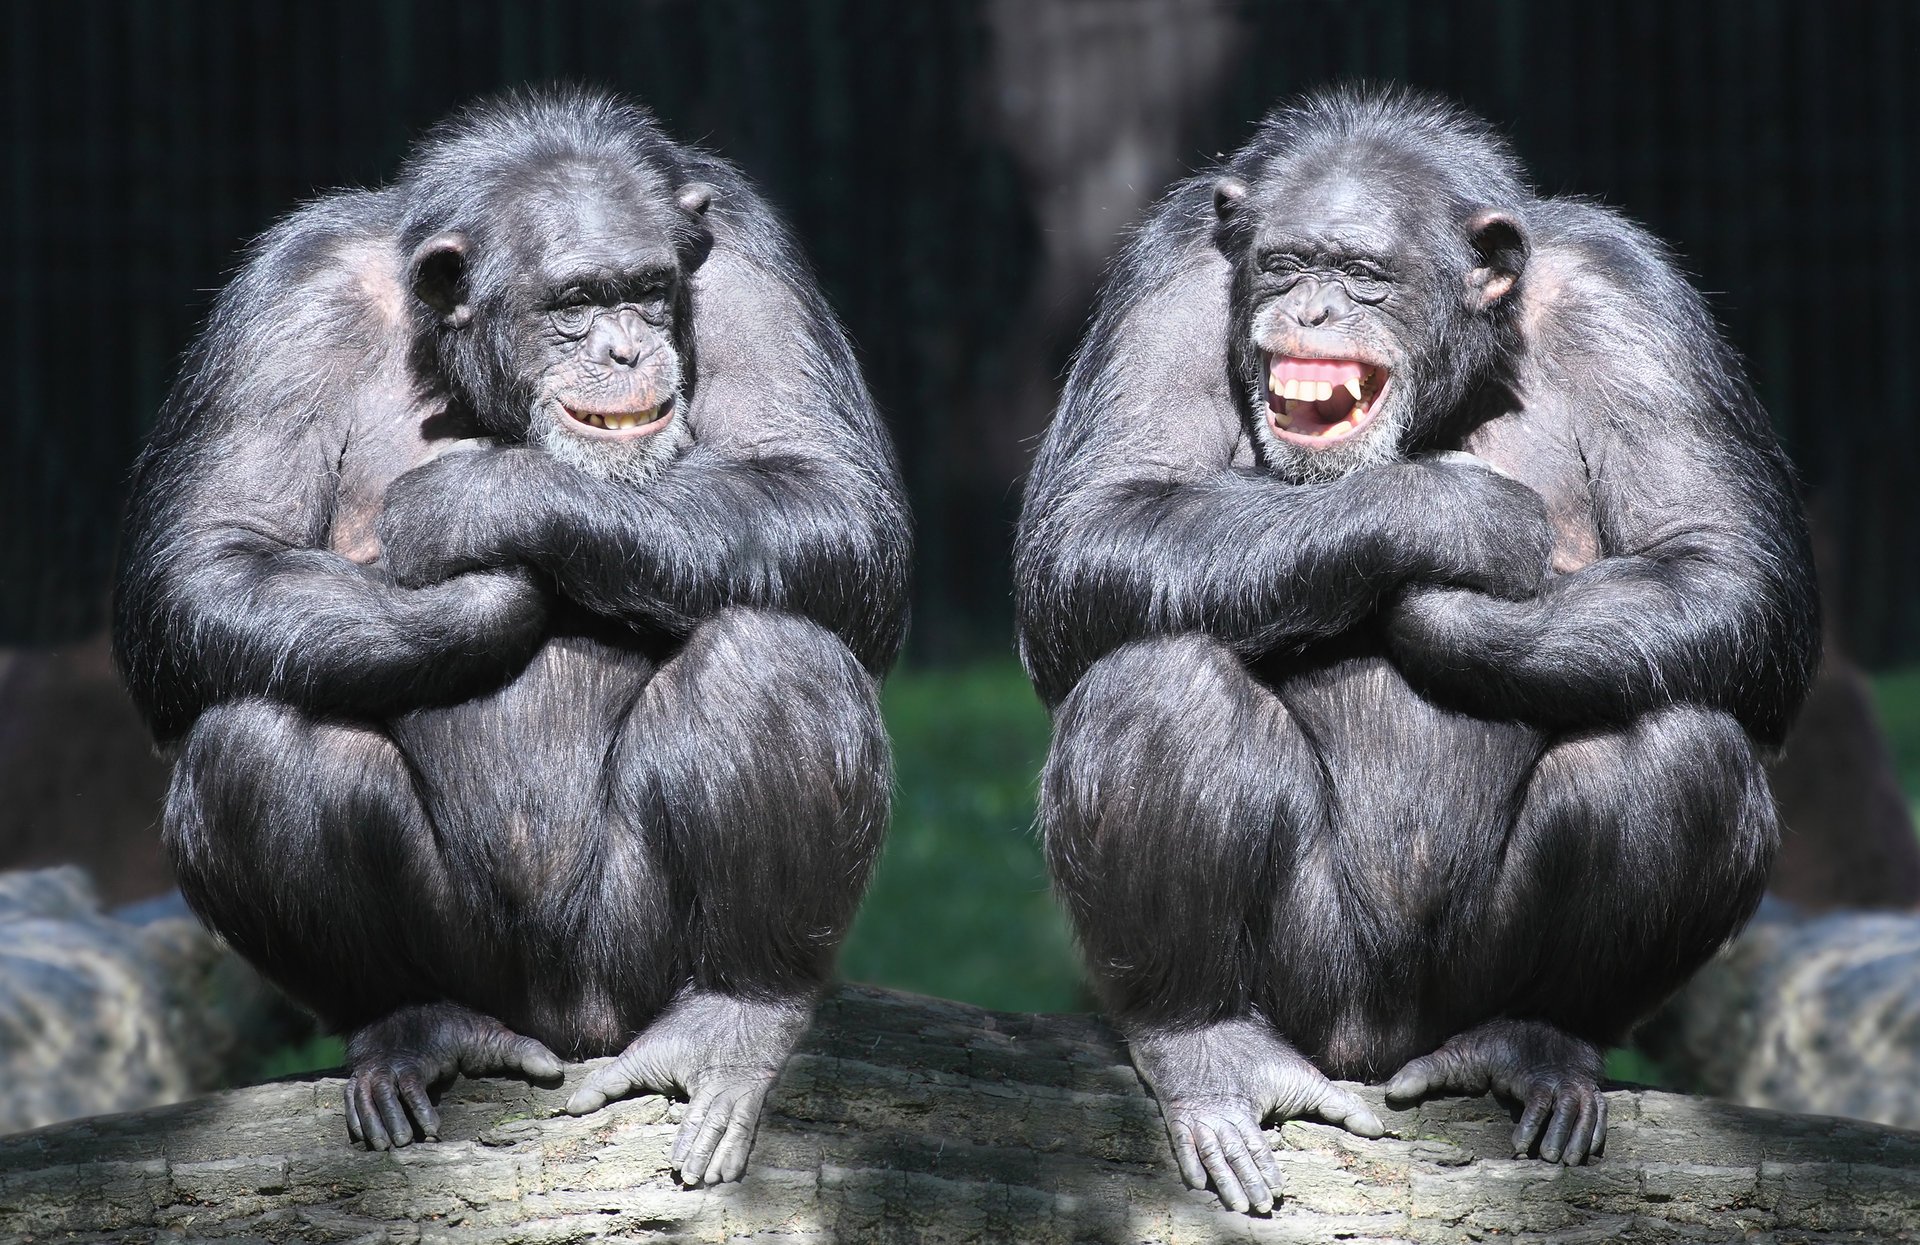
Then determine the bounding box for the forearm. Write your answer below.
[1388,550,1812,740]
[117,534,540,738]
[450,448,909,673]
[1016,470,1446,704]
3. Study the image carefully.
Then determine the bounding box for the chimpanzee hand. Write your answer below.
[1409,451,1555,601]
[1129,1018,1385,1215]
[376,444,532,588]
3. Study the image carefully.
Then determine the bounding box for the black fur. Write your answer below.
[113,90,908,1180]
[1015,86,1816,1211]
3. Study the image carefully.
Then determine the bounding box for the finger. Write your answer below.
[1562,1091,1599,1166]
[1236,1117,1283,1193]
[355,1080,390,1151]
[707,1092,763,1185]
[373,1074,413,1148]
[1314,1084,1385,1138]
[1169,1120,1208,1190]
[1592,1094,1609,1158]
[1512,1088,1552,1157]
[1220,1128,1274,1214]
[343,1082,365,1145]
[1383,1055,1437,1103]
[400,1074,441,1141]
[1194,1124,1250,1214]
[1539,1090,1580,1163]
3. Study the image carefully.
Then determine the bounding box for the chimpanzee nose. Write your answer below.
[592,309,646,367]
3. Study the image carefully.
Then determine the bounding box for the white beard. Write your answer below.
[533,397,692,488]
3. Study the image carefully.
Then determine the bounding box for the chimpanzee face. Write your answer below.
[1215,148,1525,483]
[408,161,714,486]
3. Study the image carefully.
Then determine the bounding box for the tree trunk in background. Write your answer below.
[5,985,1919,1243]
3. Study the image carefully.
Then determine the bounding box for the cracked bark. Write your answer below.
[3,985,1918,1244]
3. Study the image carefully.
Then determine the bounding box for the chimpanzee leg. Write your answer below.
[564,607,889,1186]
[1043,636,1383,1214]
[165,699,559,1150]
[1386,704,1776,1164]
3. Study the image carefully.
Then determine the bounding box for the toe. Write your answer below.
[1194,1123,1250,1214]
[1219,1128,1274,1214]
[1512,1086,1552,1157]
[705,1092,762,1185]
[398,1072,441,1141]
[565,1061,632,1117]
[511,1035,565,1081]
[354,1079,391,1151]
[372,1072,413,1148]
[1168,1120,1208,1190]
[1383,1054,1439,1103]
[1562,1090,1600,1165]
[1314,1082,1385,1138]
[1592,1094,1609,1158]
[1539,1088,1580,1163]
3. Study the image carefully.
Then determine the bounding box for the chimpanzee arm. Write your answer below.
[377,231,912,676]
[1013,214,1555,707]
[113,201,548,743]
[1384,218,1819,746]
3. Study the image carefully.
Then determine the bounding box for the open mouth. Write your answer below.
[562,397,674,439]
[1264,353,1388,446]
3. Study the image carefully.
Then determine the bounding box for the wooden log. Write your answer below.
[3,985,1918,1243]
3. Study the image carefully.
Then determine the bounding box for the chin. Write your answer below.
[534,399,691,487]
[1252,390,1405,483]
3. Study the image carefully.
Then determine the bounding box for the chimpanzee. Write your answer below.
[1015,86,1817,1213]
[113,90,909,1185]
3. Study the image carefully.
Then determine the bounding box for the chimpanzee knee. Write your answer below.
[611,608,888,997]
[166,698,441,1027]
[1501,704,1776,1038]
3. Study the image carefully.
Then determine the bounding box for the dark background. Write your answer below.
[5,0,1918,664]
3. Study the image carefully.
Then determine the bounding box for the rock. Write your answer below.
[1642,901,1920,1132]
[0,868,308,1133]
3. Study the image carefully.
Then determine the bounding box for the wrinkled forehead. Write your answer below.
[1247,141,1457,257]
[494,156,681,275]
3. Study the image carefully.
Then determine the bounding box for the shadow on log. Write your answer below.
[3,985,1919,1243]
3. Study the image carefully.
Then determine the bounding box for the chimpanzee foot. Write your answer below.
[565,991,812,1186]
[1383,1019,1607,1164]
[343,1002,563,1150]
[1129,1018,1385,1215]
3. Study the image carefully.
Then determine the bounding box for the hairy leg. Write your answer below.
[168,699,561,1150]
[1387,705,1776,1164]
[1045,636,1368,1213]
[565,608,888,1185]
[345,1003,561,1150]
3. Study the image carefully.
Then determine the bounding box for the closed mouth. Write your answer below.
[1264,353,1388,446]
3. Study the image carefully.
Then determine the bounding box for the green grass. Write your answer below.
[838,662,1085,1012]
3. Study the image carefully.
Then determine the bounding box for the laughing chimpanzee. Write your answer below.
[1016,87,1817,1213]
[114,91,909,1184]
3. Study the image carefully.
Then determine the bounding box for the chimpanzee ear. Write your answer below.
[1212,176,1249,222]
[676,181,716,218]
[1464,209,1528,310]
[408,230,474,329]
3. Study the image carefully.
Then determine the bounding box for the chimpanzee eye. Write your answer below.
[1342,260,1388,282]
[552,303,593,336]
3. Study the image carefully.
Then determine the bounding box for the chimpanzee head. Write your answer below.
[397,91,714,485]
[1212,89,1532,483]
